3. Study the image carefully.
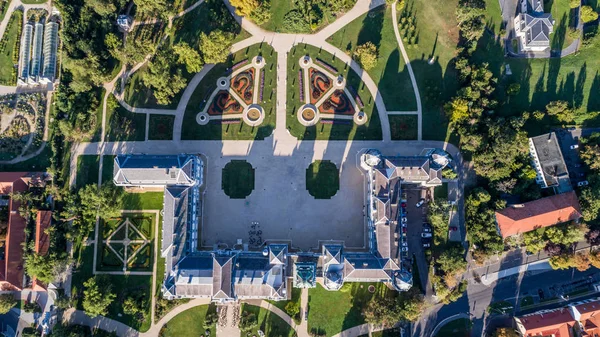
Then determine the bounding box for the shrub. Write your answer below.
[353,42,378,70]
[581,6,599,23]
[570,0,580,8]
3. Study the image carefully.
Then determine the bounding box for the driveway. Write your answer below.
[554,127,600,185]
[404,187,431,295]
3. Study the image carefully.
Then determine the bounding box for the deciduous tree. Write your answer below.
[199,30,234,64]
[353,42,378,71]
[0,294,16,314]
[581,6,599,23]
[230,0,259,16]
[83,276,116,317]
[173,42,203,73]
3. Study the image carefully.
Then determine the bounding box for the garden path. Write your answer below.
[257,300,307,337]
[391,0,422,140]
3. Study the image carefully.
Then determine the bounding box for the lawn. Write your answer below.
[71,245,153,332]
[182,43,277,140]
[159,304,217,337]
[268,287,302,324]
[76,155,100,189]
[124,0,249,109]
[148,114,175,140]
[402,0,460,141]
[484,0,504,35]
[548,0,577,51]
[102,155,116,185]
[286,44,382,140]
[122,192,164,210]
[307,283,394,337]
[222,160,255,199]
[472,31,600,135]
[487,300,514,314]
[434,182,448,201]
[0,10,22,85]
[328,6,416,111]
[105,96,146,141]
[389,115,418,140]
[240,304,295,337]
[306,160,340,199]
[434,318,472,337]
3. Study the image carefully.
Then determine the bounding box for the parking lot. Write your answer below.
[402,186,430,292]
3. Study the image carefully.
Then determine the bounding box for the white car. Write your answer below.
[401,247,408,252]
[571,144,579,149]
[421,233,432,238]
[416,198,426,208]
[401,217,408,223]
[401,241,408,247]
[578,180,589,187]
[422,227,432,233]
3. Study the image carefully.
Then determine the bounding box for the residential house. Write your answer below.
[495,191,582,239]
[515,298,600,337]
[0,172,47,290]
[514,0,554,52]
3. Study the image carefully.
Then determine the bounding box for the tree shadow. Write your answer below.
[588,71,600,112]
[551,13,568,51]
[574,62,587,109]
[356,5,385,50]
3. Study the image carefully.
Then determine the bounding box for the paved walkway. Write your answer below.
[391,0,422,140]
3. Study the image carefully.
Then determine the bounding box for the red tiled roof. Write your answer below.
[32,211,52,290]
[575,300,600,336]
[519,309,576,337]
[495,191,582,238]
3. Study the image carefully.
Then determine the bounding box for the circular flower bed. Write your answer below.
[247,108,261,121]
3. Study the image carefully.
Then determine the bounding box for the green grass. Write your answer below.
[434,182,448,201]
[389,115,418,140]
[484,0,504,35]
[0,11,22,85]
[434,318,472,337]
[76,155,100,188]
[105,95,146,141]
[240,304,295,337]
[102,155,115,185]
[268,288,302,324]
[286,44,382,140]
[402,0,460,141]
[122,192,164,210]
[71,245,153,332]
[307,283,394,337]
[328,6,416,111]
[487,301,513,314]
[182,43,277,140]
[222,160,255,199]
[471,32,600,135]
[548,0,577,51]
[0,147,51,172]
[306,160,340,199]
[148,114,175,140]
[20,0,47,3]
[520,295,534,307]
[259,0,347,33]
[159,304,217,337]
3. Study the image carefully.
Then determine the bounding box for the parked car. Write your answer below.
[401,247,408,252]
[401,202,407,207]
[578,180,589,187]
[401,207,407,214]
[401,217,408,223]
[421,233,432,238]
[422,243,431,248]
[416,198,426,208]
[423,227,432,233]
[402,227,407,233]
[305,309,308,321]
[449,226,458,232]
[401,222,407,228]
[401,241,408,247]
[571,144,579,149]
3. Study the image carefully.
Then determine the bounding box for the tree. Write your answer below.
[506,83,521,96]
[544,242,562,256]
[199,30,234,64]
[284,301,300,318]
[230,0,259,16]
[573,252,590,271]
[492,327,520,337]
[86,0,117,17]
[523,229,546,253]
[546,101,575,123]
[549,253,576,270]
[589,250,600,268]
[437,245,467,276]
[239,310,258,331]
[570,0,581,8]
[353,42,378,71]
[142,48,188,105]
[445,97,470,123]
[24,253,66,284]
[0,294,16,314]
[249,1,271,25]
[134,0,169,18]
[83,276,116,317]
[79,184,123,222]
[363,297,401,326]
[581,6,599,23]
[173,43,203,73]
[579,177,600,221]
[282,10,311,33]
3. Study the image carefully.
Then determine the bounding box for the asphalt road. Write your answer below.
[404,187,431,296]
[413,267,600,337]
